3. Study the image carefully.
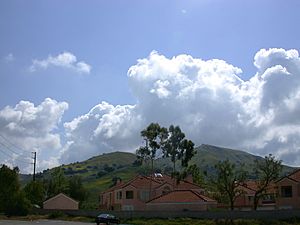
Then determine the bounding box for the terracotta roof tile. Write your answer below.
[288,168,300,182]
[147,190,216,204]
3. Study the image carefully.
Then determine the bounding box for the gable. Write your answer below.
[43,193,78,205]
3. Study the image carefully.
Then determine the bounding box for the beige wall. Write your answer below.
[276,179,300,209]
[43,194,78,210]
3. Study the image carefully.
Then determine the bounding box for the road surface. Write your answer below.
[0,220,92,225]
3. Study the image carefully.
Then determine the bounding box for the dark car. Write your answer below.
[95,213,120,225]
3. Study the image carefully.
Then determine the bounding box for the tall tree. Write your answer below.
[161,125,196,179]
[213,160,247,210]
[68,175,88,206]
[0,165,30,216]
[253,154,282,210]
[45,167,69,198]
[137,123,165,199]
[137,123,164,174]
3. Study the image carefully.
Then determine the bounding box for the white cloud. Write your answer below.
[3,53,15,63]
[61,48,300,167]
[30,52,91,74]
[3,48,300,172]
[0,98,68,173]
[61,102,141,163]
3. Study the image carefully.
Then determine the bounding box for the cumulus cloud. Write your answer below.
[0,98,68,173]
[61,102,141,163]
[3,48,300,172]
[61,48,300,167]
[30,52,91,74]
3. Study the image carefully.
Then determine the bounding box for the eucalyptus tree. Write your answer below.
[136,123,164,174]
[161,125,196,184]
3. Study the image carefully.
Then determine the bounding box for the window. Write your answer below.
[281,186,292,198]
[262,194,275,204]
[126,190,134,199]
[248,196,253,202]
[116,191,122,200]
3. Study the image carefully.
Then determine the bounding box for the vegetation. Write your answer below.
[0,165,30,216]
[253,154,283,210]
[210,160,247,210]
[16,144,295,209]
[137,123,165,176]
[161,125,196,178]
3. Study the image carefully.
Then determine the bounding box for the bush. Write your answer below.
[5,192,30,216]
[48,211,65,219]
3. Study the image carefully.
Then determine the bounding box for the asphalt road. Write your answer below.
[0,220,93,225]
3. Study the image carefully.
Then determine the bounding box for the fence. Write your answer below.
[33,209,300,220]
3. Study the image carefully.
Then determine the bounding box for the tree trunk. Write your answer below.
[173,160,176,189]
[253,193,259,210]
[230,198,234,211]
[149,159,153,200]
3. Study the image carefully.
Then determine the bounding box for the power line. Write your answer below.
[0,147,32,164]
[0,138,22,156]
[0,133,32,154]
[0,140,31,158]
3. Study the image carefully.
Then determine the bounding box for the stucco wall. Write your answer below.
[43,194,78,210]
[276,179,300,209]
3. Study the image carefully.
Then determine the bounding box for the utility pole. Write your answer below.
[32,151,36,181]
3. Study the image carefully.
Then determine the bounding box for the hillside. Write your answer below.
[25,145,295,208]
[191,144,293,177]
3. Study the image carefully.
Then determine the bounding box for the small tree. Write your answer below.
[213,160,247,210]
[179,164,204,186]
[253,154,282,210]
[23,180,45,206]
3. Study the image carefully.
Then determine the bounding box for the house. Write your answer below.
[276,168,300,209]
[146,190,217,211]
[234,181,277,210]
[99,174,215,211]
[43,193,79,210]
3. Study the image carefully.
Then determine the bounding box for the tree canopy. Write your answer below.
[253,154,282,210]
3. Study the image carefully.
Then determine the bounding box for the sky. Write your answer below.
[1,0,300,173]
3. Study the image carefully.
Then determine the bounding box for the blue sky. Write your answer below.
[1,0,300,172]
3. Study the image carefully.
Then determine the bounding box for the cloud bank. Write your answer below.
[30,52,91,74]
[1,48,300,172]
[0,98,68,172]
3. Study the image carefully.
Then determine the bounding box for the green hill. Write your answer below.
[191,144,293,178]
[24,144,295,208]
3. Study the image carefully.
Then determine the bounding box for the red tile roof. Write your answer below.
[102,174,204,194]
[147,190,216,204]
[288,168,300,182]
[240,181,277,193]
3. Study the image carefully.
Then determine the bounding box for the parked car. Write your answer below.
[95,213,120,225]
